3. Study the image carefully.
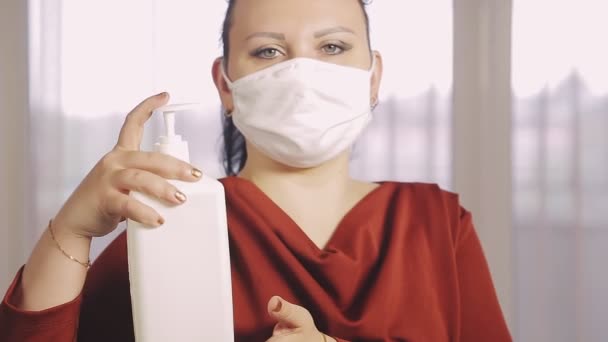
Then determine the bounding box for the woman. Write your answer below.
[0,0,511,341]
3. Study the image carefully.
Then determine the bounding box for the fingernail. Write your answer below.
[191,168,203,179]
[157,217,165,226]
[175,190,187,203]
[273,298,282,313]
[157,91,168,97]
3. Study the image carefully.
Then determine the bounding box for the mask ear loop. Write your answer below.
[369,55,379,111]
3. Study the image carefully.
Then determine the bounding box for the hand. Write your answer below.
[52,92,202,239]
[266,296,336,342]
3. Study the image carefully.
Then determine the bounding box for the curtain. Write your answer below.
[512,1,608,340]
[32,0,229,259]
[351,2,452,188]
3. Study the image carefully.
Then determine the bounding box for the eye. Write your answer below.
[322,44,345,55]
[254,47,282,59]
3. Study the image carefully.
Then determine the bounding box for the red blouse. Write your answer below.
[0,177,511,341]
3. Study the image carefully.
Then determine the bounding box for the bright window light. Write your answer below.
[513,0,608,96]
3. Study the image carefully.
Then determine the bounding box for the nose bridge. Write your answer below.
[286,31,316,60]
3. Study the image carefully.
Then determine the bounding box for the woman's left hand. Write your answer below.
[265,296,336,342]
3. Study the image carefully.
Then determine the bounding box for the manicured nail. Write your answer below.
[175,190,187,203]
[157,91,168,97]
[191,168,203,179]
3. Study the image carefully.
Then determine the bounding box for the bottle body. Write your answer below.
[127,176,234,341]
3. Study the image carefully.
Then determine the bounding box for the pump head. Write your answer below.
[154,103,203,162]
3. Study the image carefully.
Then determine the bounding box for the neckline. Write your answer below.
[223,176,395,254]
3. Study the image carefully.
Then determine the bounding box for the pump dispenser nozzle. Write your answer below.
[155,103,202,163]
[164,112,176,138]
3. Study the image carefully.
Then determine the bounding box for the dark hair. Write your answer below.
[220,0,372,176]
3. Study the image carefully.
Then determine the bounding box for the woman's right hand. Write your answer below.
[52,92,202,239]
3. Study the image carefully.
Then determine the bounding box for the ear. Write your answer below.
[370,51,384,106]
[212,57,234,112]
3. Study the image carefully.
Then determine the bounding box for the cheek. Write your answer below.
[226,56,249,82]
[228,52,278,81]
[225,57,265,86]
[333,43,373,69]
[344,50,373,70]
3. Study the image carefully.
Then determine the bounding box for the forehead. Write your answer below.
[230,0,367,37]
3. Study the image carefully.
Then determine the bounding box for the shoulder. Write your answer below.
[383,181,462,214]
[381,181,469,246]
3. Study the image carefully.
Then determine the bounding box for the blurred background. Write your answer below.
[1,0,607,341]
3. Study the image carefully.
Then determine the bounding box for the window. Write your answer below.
[513,1,608,340]
[351,1,452,188]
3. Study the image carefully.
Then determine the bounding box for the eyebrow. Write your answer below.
[246,32,286,41]
[245,26,356,41]
[313,26,355,38]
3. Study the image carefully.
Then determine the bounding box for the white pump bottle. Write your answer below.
[126,104,234,342]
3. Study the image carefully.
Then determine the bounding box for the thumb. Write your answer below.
[267,296,314,329]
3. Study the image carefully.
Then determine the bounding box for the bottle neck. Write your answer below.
[155,139,190,163]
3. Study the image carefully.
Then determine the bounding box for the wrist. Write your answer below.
[52,211,93,241]
[47,219,92,269]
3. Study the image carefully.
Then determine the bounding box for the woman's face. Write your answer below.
[213,0,383,111]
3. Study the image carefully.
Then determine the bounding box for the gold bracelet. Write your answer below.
[48,219,92,269]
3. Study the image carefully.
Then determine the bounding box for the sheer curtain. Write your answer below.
[36,0,229,259]
[351,2,452,188]
[512,1,608,341]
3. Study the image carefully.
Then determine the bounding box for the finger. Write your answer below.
[119,151,202,181]
[267,296,314,329]
[116,92,170,150]
[105,191,164,227]
[112,168,186,205]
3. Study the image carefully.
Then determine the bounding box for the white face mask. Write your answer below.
[223,57,375,168]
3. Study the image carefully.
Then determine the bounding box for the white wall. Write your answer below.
[0,0,29,293]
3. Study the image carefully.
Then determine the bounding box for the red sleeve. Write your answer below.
[455,208,512,341]
[0,266,82,342]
